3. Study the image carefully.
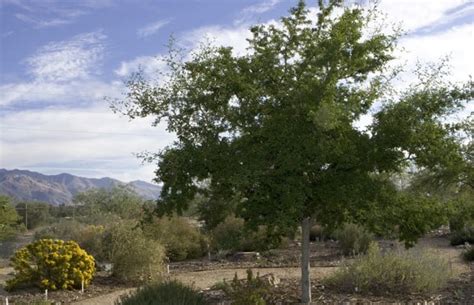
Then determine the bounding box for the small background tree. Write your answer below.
[0,195,23,241]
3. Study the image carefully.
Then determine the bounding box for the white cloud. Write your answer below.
[115,55,167,78]
[378,0,470,33]
[397,24,474,84]
[15,13,73,28]
[0,31,114,107]
[5,0,111,28]
[0,105,175,182]
[182,24,252,56]
[25,31,105,82]
[0,80,121,106]
[235,0,281,25]
[137,19,171,38]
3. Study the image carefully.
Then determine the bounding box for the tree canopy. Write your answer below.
[114,1,473,302]
[117,0,471,237]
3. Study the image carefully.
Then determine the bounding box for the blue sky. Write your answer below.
[0,0,473,182]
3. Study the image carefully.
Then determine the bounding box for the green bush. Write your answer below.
[309,224,334,241]
[143,216,207,261]
[211,216,271,252]
[35,220,106,261]
[115,281,208,305]
[325,242,452,295]
[15,201,53,230]
[211,216,245,251]
[463,247,474,262]
[6,239,95,291]
[216,269,273,305]
[448,196,474,232]
[103,222,165,282]
[0,195,23,241]
[334,223,373,256]
[450,227,474,246]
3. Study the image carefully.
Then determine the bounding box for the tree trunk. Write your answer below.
[301,217,311,304]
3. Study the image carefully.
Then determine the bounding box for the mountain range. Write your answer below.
[0,169,161,205]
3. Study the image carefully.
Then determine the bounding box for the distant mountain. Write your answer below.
[0,169,161,205]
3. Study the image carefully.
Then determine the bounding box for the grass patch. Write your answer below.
[325,242,452,295]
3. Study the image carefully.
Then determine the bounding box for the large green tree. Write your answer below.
[114,1,473,302]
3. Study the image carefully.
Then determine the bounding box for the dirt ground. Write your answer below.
[1,234,472,305]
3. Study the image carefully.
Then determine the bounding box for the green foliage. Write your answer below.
[325,242,452,295]
[334,223,373,256]
[217,269,273,305]
[143,216,207,261]
[450,227,474,246]
[113,0,473,249]
[211,216,244,251]
[448,195,474,232]
[116,281,208,305]
[15,201,53,230]
[34,219,165,282]
[0,195,22,241]
[210,216,272,252]
[196,194,239,230]
[103,221,165,282]
[361,191,448,247]
[6,239,95,291]
[74,187,145,220]
[34,220,107,261]
[463,247,474,262]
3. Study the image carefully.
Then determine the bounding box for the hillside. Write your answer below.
[0,169,161,205]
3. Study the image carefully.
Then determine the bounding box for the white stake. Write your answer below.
[166,264,170,274]
[45,289,48,300]
[5,297,9,305]
[81,280,84,293]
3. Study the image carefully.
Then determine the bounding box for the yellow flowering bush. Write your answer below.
[6,239,95,291]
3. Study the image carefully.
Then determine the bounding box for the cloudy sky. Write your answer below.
[0,0,473,183]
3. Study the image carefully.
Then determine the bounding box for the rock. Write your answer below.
[259,273,280,287]
[232,252,260,261]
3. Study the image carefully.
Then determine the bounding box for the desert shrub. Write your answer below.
[35,220,106,261]
[116,281,207,305]
[103,222,165,282]
[143,216,207,261]
[216,269,273,305]
[448,196,474,232]
[325,242,451,295]
[334,223,373,256]
[462,247,474,262]
[211,216,245,251]
[309,224,334,241]
[34,219,84,241]
[211,216,271,252]
[450,227,474,246]
[6,239,95,291]
[15,201,53,230]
